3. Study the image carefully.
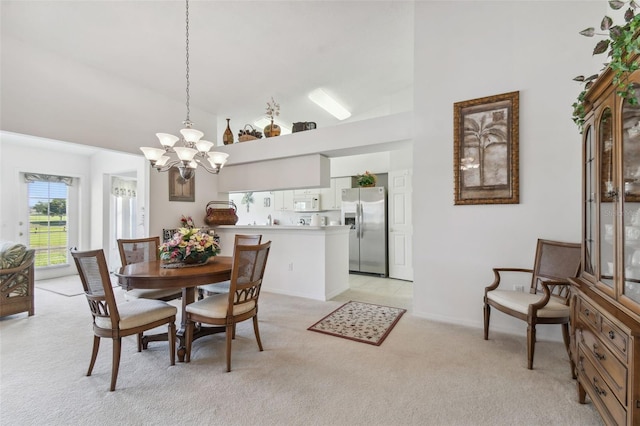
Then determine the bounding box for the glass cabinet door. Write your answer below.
[622,84,640,303]
[600,107,615,288]
[585,125,596,276]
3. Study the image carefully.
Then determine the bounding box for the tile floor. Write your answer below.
[332,273,413,313]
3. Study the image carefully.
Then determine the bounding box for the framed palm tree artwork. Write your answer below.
[168,167,195,202]
[453,91,519,205]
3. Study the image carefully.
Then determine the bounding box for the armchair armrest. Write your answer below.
[530,280,570,312]
[485,267,534,294]
[0,260,34,276]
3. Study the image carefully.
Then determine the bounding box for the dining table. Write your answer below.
[115,255,233,362]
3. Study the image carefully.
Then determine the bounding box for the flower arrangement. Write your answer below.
[180,215,195,229]
[356,171,377,187]
[265,96,280,122]
[159,228,220,267]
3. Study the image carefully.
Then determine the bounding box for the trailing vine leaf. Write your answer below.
[594,39,611,54]
[610,25,623,38]
[625,7,635,21]
[580,27,596,37]
[610,0,625,10]
[602,15,614,30]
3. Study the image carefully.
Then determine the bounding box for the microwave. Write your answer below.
[293,194,320,212]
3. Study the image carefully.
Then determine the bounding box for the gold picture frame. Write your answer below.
[168,168,195,202]
[453,91,519,205]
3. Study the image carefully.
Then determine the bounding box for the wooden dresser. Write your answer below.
[570,57,640,425]
[571,280,640,425]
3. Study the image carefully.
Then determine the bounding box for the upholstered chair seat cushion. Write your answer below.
[199,281,230,294]
[486,290,569,318]
[125,288,183,300]
[186,293,255,318]
[95,299,177,330]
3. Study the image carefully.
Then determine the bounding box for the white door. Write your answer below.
[388,169,413,281]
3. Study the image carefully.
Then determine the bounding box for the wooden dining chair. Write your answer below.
[199,234,262,296]
[483,239,581,372]
[185,241,271,371]
[72,249,176,391]
[117,237,182,302]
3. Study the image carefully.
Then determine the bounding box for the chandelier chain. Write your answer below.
[184,0,190,125]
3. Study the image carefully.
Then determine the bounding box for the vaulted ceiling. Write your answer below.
[1,1,414,155]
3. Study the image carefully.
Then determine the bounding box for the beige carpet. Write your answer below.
[0,278,603,425]
[35,274,117,297]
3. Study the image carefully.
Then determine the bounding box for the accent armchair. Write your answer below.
[483,239,581,372]
[0,241,35,317]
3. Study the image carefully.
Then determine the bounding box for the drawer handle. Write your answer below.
[593,377,607,397]
[593,350,606,360]
[608,331,615,340]
[584,309,590,317]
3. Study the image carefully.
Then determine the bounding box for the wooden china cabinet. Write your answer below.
[570,60,640,425]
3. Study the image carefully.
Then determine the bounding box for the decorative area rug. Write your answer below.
[308,301,406,346]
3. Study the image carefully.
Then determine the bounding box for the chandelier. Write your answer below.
[140,0,228,181]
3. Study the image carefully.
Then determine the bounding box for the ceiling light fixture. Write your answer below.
[140,0,228,181]
[308,88,351,120]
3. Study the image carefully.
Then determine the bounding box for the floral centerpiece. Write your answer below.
[356,171,377,187]
[180,215,195,229]
[159,227,220,268]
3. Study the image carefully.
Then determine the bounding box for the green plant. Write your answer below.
[241,192,254,212]
[573,0,640,131]
[356,171,377,187]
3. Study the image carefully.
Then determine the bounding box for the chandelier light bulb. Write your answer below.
[180,128,204,144]
[174,146,198,162]
[155,156,171,167]
[140,147,165,162]
[195,140,214,152]
[156,133,180,147]
[208,151,229,166]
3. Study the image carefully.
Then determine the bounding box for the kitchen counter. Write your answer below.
[214,225,349,301]
[217,225,349,231]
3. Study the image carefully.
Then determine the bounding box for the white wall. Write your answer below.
[148,164,225,238]
[0,132,148,278]
[412,1,603,340]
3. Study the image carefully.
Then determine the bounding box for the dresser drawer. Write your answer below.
[577,327,627,403]
[578,348,626,426]
[600,315,629,362]
[578,297,599,330]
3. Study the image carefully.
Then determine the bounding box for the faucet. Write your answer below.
[267,214,272,226]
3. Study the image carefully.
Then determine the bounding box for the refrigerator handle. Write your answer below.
[357,202,363,239]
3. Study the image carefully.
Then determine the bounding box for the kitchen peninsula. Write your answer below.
[215,225,350,301]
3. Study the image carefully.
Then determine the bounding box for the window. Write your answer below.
[26,174,72,267]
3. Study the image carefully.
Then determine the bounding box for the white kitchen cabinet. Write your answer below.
[320,177,352,210]
[293,189,318,195]
[272,190,294,211]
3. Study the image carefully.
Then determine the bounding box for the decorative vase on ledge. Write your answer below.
[264,120,281,138]
[223,118,234,145]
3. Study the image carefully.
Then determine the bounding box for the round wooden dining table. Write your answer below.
[115,256,233,361]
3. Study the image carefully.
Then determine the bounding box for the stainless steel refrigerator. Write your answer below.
[341,186,388,276]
